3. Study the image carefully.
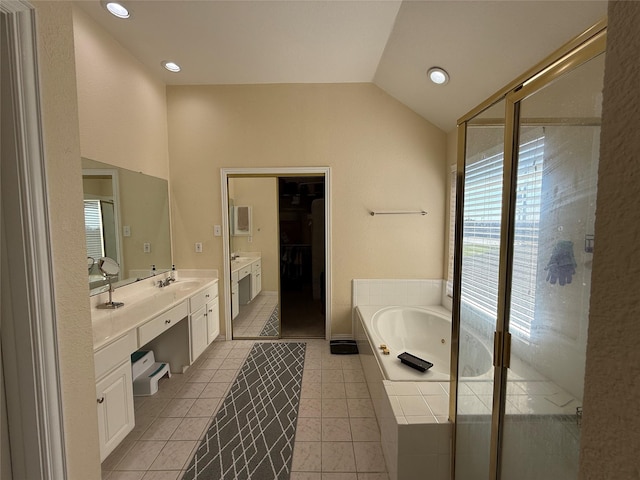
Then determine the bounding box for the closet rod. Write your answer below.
[369,210,427,216]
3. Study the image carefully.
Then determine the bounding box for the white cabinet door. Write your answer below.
[251,269,262,300]
[231,281,239,320]
[96,360,135,462]
[190,306,208,362]
[206,297,220,344]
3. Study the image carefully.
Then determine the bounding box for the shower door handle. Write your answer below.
[493,331,512,368]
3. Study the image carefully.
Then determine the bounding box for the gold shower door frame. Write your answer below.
[450,19,607,480]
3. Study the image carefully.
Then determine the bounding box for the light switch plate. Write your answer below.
[123,225,131,237]
[143,242,151,253]
[195,242,203,253]
[214,225,221,236]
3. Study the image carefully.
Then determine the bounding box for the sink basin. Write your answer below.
[172,280,201,292]
[231,257,254,268]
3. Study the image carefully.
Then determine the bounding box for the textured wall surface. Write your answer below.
[34,2,102,478]
[73,7,170,180]
[167,83,447,336]
[580,1,640,478]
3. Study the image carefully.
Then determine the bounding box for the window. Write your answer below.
[446,166,456,298]
[84,199,105,261]
[454,131,544,339]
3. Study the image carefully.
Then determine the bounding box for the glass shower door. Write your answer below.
[454,25,606,479]
[453,99,505,480]
[500,51,605,479]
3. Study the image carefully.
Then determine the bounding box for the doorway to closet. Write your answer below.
[279,177,326,337]
[221,167,332,341]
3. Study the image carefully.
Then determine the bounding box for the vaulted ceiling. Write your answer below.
[75,1,607,132]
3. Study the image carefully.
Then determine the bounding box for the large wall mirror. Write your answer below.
[82,158,172,295]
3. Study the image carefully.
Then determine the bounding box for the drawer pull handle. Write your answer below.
[165,319,171,324]
[205,294,210,298]
[97,397,105,404]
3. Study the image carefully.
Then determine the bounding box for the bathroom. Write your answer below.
[1,1,639,480]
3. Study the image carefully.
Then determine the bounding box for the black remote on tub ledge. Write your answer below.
[397,352,434,372]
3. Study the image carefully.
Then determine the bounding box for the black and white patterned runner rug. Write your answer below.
[259,306,280,337]
[182,342,306,480]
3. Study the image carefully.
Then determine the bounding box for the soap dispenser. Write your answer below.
[151,264,156,276]
[171,264,177,281]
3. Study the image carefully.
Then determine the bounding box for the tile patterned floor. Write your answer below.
[101,338,389,480]
[291,341,388,480]
[232,292,279,337]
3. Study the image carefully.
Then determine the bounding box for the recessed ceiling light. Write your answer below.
[162,61,181,73]
[427,67,450,85]
[103,2,130,19]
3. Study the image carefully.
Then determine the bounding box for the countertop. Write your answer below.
[92,276,218,351]
[230,256,260,274]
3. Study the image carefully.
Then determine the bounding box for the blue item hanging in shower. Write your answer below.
[545,240,577,286]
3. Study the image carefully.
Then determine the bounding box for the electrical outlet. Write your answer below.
[123,225,131,237]
[214,225,221,237]
[195,242,203,253]
[143,242,151,253]
[248,236,252,243]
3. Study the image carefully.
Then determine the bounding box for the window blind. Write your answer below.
[84,200,105,260]
[459,133,544,339]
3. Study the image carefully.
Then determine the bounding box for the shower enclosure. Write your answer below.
[451,21,606,479]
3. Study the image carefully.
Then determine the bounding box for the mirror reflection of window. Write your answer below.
[84,199,105,262]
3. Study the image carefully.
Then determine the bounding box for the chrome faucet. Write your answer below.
[157,276,176,288]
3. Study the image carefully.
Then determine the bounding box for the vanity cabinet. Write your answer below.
[189,283,219,361]
[231,274,239,320]
[190,306,208,361]
[96,360,135,462]
[92,276,219,463]
[234,257,261,306]
[94,330,137,462]
[206,296,220,344]
[251,259,262,300]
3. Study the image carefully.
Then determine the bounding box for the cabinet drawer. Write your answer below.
[189,283,218,312]
[239,266,251,279]
[252,260,261,272]
[94,330,137,380]
[138,301,188,346]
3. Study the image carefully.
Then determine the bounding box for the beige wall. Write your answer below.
[72,7,170,180]
[580,1,640,477]
[230,177,279,291]
[167,84,447,335]
[34,2,102,478]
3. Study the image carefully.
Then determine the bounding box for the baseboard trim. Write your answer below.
[330,333,353,341]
